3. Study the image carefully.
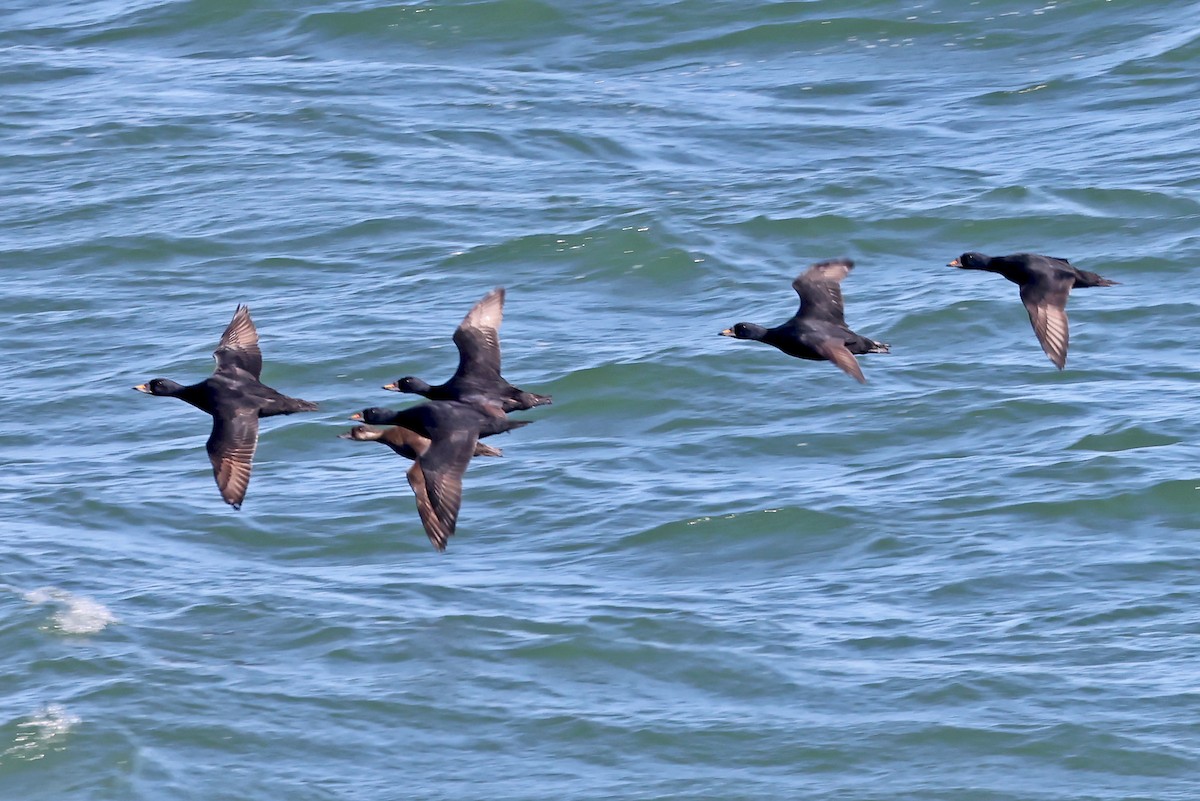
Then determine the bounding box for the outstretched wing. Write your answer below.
[406,462,450,551]
[1020,279,1072,370]
[213,304,263,379]
[792,259,854,324]
[449,288,505,387]
[406,428,479,551]
[206,410,259,509]
[802,333,867,383]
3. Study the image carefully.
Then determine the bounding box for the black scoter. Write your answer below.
[134,305,317,509]
[346,401,529,550]
[720,259,889,383]
[949,251,1117,369]
[383,288,551,412]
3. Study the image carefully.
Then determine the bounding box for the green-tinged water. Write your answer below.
[3,1,1199,798]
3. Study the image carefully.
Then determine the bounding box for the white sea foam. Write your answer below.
[22,587,117,635]
[4,704,81,760]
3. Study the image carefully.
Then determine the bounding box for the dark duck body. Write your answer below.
[339,424,503,459]
[949,251,1117,369]
[383,287,551,413]
[352,406,531,439]
[347,401,529,551]
[134,305,318,509]
[720,259,889,383]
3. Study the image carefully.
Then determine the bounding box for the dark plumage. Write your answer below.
[949,251,1118,369]
[351,406,531,439]
[338,424,504,459]
[382,288,552,413]
[133,305,317,509]
[346,402,530,551]
[720,259,889,383]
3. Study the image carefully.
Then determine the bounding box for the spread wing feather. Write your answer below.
[207,410,259,509]
[450,289,505,386]
[792,259,854,324]
[407,429,478,551]
[213,304,263,379]
[1020,279,1072,370]
[808,337,867,383]
[407,462,451,551]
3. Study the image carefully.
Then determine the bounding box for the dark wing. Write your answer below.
[802,333,867,383]
[449,288,505,387]
[1019,276,1073,369]
[406,462,449,551]
[792,259,854,324]
[206,410,259,509]
[406,428,479,551]
[213,304,263,379]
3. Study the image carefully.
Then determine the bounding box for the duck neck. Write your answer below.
[172,382,211,412]
[980,257,1028,284]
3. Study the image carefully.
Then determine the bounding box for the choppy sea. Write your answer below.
[3,1,1199,798]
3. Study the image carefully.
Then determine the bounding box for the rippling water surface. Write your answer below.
[3,0,1199,798]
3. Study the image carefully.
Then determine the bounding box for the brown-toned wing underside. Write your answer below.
[450,288,505,386]
[213,304,263,379]
[406,462,450,551]
[1019,280,1072,370]
[405,430,479,551]
[206,410,259,509]
[809,337,867,383]
[792,259,854,324]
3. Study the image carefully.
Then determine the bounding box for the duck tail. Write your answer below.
[1073,269,1118,288]
[274,397,319,414]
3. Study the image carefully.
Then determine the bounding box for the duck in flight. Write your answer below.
[949,252,1117,369]
[346,402,531,551]
[134,305,318,509]
[720,259,889,383]
[383,288,552,413]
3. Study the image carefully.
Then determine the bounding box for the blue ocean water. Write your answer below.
[2,0,1199,798]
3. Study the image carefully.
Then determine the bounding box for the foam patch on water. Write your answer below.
[4,704,81,761]
[22,587,117,634]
